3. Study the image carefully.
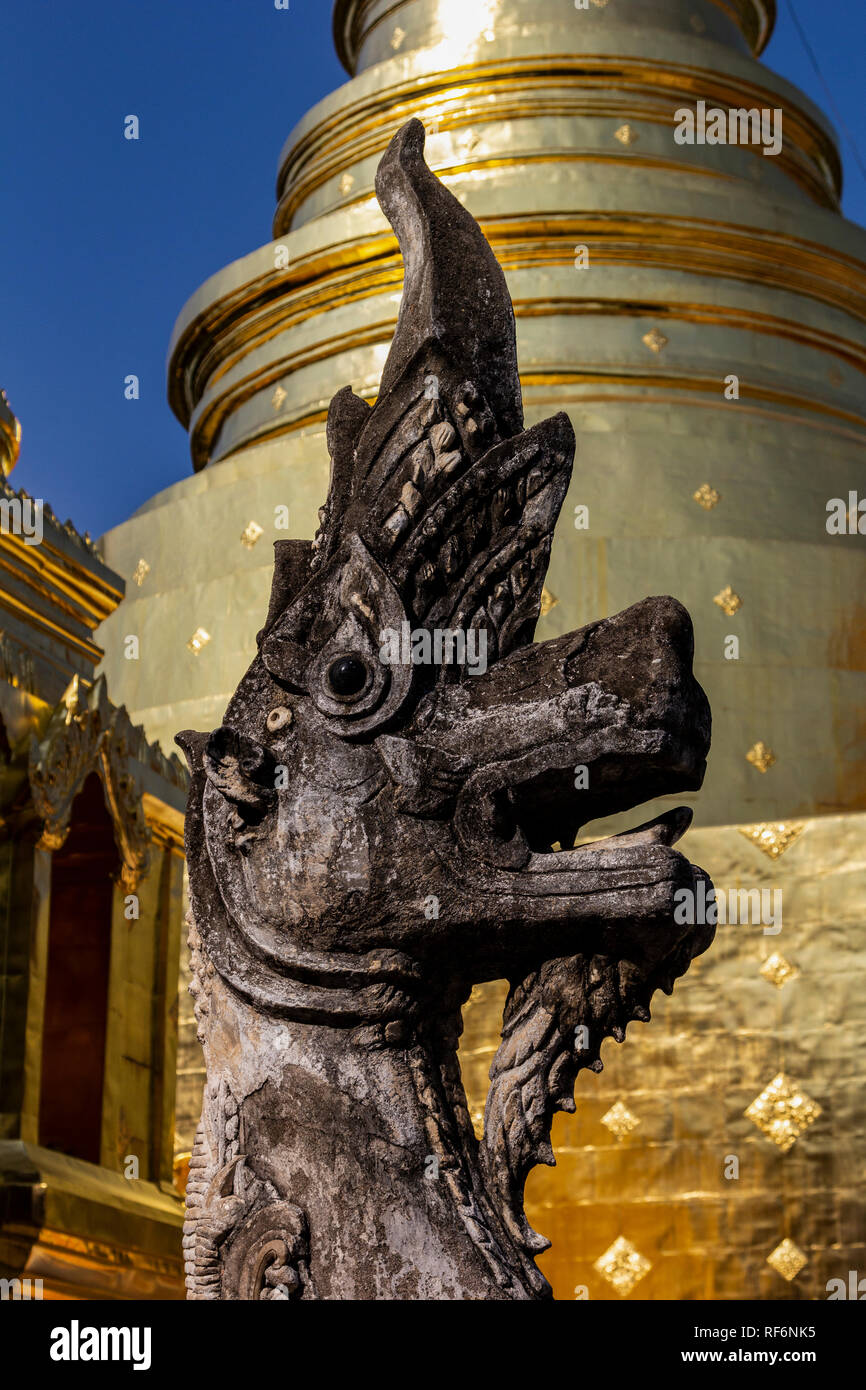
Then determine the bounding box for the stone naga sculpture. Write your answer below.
[177,120,713,1301]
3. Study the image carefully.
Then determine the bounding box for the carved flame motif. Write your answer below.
[178,121,714,1300]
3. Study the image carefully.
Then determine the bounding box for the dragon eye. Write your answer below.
[326,655,369,698]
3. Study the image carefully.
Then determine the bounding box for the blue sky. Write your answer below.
[2,1,864,542]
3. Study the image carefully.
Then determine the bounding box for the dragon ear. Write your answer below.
[311,388,373,572]
[257,540,314,644]
[261,534,414,737]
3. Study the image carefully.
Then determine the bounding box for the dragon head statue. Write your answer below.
[178,120,713,1301]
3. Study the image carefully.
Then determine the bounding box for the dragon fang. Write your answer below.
[177,119,714,1301]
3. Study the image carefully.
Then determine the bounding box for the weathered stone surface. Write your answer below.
[177,120,713,1301]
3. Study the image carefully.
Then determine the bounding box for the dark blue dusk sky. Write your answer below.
[2,2,864,542]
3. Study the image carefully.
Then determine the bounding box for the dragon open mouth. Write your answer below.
[442,594,711,881]
[454,723,708,877]
[529,803,694,868]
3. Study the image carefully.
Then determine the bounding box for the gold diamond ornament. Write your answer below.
[601,1101,640,1141]
[746,742,776,773]
[713,585,742,616]
[594,1237,652,1296]
[739,822,804,860]
[642,327,668,353]
[539,586,559,618]
[767,1239,807,1282]
[187,627,212,656]
[693,483,721,510]
[760,953,800,990]
[132,558,150,587]
[745,1073,821,1153]
[241,520,264,549]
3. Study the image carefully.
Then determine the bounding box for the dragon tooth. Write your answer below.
[400,480,423,518]
[434,449,462,476]
[383,504,411,540]
[430,421,457,453]
[408,439,433,488]
[442,536,461,577]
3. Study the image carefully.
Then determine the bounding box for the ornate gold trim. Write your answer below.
[0,530,122,629]
[26,676,186,890]
[3,1220,183,1286]
[196,366,866,477]
[0,567,107,665]
[142,792,185,851]
[278,144,835,239]
[275,55,837,231]
[332,3,777,73]
[173,243,866,469]
[170,211,866,460]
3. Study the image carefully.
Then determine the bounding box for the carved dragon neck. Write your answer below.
[184,916,549,1298]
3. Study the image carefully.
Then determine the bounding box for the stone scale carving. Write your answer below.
[178,121,714,1300]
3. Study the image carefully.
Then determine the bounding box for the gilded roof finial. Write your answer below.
[0,389,22,475]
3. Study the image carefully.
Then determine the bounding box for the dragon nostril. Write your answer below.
[327,655,368,697]
[266,706,293,733]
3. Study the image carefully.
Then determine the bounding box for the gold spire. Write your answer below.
[0,389,21,474]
